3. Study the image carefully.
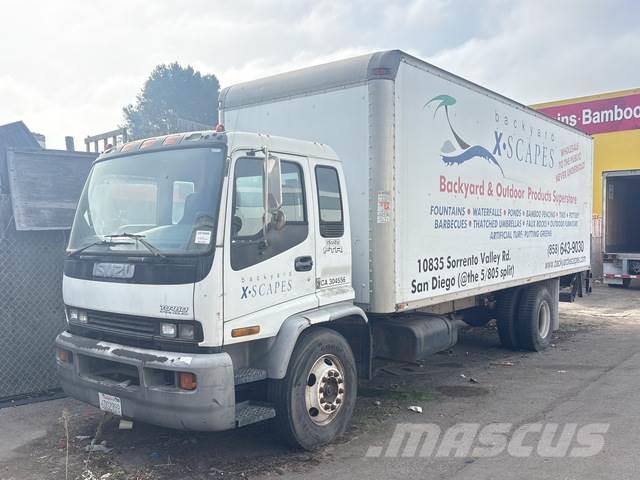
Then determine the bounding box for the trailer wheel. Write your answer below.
[269,327,357,450]
[516,285,553,351]
[495,289,522,350]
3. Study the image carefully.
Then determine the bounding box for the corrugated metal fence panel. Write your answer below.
[7,149,95,231]
[0,225,68,399]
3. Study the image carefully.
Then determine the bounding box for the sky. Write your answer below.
[1,0,639,149]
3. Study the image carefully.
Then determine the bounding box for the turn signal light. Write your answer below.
[162,134,182,145]
[56,348,72,364]
[371,67,391,76]
[120,141,141,152]
[140,138,160,149]
[178,372,197,391]
[231,325,261,338]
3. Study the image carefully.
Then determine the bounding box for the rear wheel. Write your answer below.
[516,285,553,351]
[269,327,357,450]
[495,289,522,350]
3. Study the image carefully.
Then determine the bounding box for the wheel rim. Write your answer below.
[304,354,345,426]
[538,301,551,339]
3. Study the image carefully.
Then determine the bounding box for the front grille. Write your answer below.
[87,311,156,337]
[67,309,206,352]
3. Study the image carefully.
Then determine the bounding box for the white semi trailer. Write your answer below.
[56,50,592,450]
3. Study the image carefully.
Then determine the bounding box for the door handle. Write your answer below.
[295,256,313,272]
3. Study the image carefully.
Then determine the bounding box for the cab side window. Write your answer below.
[231,158,308,270]
[315,166,344,238]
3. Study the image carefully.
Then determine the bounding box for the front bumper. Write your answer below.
[55,331,235,431]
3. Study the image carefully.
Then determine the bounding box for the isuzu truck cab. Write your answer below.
[56,130,366,448]
[56,50,592,450]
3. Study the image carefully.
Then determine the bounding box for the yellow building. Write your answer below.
[532,88,640,218]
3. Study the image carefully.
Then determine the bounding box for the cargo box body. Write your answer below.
[220,50,593,314]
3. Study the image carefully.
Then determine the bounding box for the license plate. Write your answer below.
[98,392,122,416]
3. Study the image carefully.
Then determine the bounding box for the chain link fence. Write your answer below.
[0,221,68,400]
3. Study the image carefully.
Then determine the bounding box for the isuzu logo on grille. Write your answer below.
[160,305,190,316]
[93,263,135,279]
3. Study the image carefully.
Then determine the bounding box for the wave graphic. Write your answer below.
[441,145,505,177]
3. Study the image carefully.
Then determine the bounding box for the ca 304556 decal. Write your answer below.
[317,275,347,289]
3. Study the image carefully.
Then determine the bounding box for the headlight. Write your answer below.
[179,324,195,340]
[160,322,177,338]
[68,308,88,324]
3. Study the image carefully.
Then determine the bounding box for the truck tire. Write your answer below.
[516,284,553,351]
[269,327,357,450]
[495,289,522,350]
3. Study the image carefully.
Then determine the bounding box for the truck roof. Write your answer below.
[227,131,339,161]
[98,130,339,163]
[220,49,590,139]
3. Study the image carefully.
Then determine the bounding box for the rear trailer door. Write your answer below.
[603,171,640,254]
[392,60,593,310]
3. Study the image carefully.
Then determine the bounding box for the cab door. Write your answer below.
[309,160,354,306]
[223,151,318,343]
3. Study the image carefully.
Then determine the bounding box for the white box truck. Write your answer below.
[56,50,592,450]
[602,170,640,287]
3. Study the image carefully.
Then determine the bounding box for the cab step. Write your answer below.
[235,401,276,427]
[234,367,268,385]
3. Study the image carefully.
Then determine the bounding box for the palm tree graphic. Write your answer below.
[425,94,469,150]
[424,94,505,177]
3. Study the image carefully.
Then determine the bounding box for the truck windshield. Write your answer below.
[68,146,225,256]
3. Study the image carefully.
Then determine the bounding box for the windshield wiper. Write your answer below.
[68,239,134,257]
[104,232,167,259]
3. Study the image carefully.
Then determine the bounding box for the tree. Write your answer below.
[123,62,220,139]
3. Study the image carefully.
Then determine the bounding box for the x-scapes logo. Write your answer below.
[426,95,505,177]
[240,272,293,300]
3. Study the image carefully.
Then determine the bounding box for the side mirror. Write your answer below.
[265,153,282,210]
[261,149,286,242]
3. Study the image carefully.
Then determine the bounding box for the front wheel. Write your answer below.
[269,327,357,450]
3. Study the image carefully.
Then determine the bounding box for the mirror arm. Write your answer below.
[262,146,270,246]
[261,146,285,242]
